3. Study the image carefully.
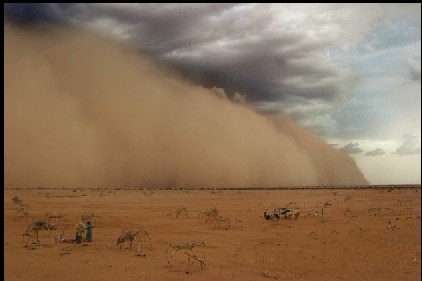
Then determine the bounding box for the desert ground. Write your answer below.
[4,186,421,281]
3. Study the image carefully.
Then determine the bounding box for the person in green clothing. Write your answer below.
[85,221,94,242]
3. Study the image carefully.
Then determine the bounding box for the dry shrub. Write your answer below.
[12,196,22,204]
[215,216,230,230]
[200,208,219,223]
[175,206,189,218]
[117,228,152,253]
[166,241,206,269]
[80,212,98,224]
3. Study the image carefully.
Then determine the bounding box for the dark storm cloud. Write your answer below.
[365,148,385,156]
[156,27,351,104]
[340,143,363,154]
[4,3,64,24]
[4,3,420,140]
[4,3,352,105]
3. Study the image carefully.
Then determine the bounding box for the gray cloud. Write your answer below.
[357,18,421,53]
[4,3,64,24]
[365,148,386,156]
[254,97,340,137]
[394,136,421,155]
[340,142,363,154]
[3,3,365,104]
[410,66,421,82]
[408,55,421,82]
[4,3,421,141]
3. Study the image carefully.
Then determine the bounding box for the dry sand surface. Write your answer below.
[4,187,421,281]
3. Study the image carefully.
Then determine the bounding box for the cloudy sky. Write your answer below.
[5,3,421,184]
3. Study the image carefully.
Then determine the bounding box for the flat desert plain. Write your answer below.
[4,187,421,281]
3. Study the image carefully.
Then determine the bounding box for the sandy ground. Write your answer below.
[4,187,421,281]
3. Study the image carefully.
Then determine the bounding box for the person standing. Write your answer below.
[75,223,86,243]
[85,221,94,242]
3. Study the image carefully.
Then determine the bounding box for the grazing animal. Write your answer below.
[22,220,56,247]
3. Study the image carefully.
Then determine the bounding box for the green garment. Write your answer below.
[86,224,93,242]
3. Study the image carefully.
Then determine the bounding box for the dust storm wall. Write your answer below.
[4,24,369,188]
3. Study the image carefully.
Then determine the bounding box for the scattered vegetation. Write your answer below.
[12,196,22,204]
[15,205,30,219]
[12,197,31,220]
[215,215,230,230]
[165,241,206,269]
[175,206,189,218]
[344,207,352,217]
[200,208,219,223]
[143,189,154,197]
[199,208,230,229]
[367,207,381,216]
[262,270,280,279]
[22,220,56,247]
[117,228,152,253]
[7,185,420,279]
[80,212,99,224]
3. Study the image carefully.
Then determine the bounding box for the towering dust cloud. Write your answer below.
[4,24,369,188]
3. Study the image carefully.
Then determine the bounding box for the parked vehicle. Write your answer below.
[264,207,291,220]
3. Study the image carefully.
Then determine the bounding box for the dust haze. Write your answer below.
[4,23,369,188]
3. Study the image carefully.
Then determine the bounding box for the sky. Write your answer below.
[4,3,421,185]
